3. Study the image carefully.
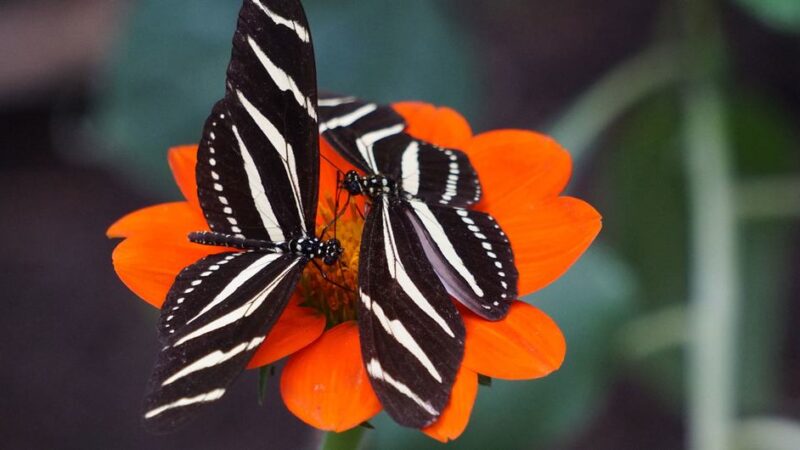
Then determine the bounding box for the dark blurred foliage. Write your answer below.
[1,0,799,449]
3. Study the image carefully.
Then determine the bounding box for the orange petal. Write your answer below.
[466,130,573,210]
[281,322,381,431]
[168,145,200,209]
[462,301,566,380]
[393,102,473,149]
[247,295,326,369]
[495,196,601,297]
[111,235,227,308]
[422,366,478,442]
[106,202,207,239]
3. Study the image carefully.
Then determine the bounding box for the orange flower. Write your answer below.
[108,102,601,441]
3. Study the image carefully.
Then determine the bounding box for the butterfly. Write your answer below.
[317,95,519,427]
[141,0,344,432]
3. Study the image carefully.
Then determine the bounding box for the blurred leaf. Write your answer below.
[733,0,800,34]
[598,92,688,410]
[729,90,799,177]
[728,90,796,414]
[91,0,479,197]
[735,417,800,450]
[601,86,796,414]
[738,222,792,413]
[363,245,636,450]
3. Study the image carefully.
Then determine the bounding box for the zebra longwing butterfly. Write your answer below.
[142,0,344,432]
[318,96,519,427]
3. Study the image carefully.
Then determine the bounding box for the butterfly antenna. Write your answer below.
[320,151,345,176]
[311,259,353,293]
[352,202,366,221]
[321,173,352,238]
[333,171,342,239]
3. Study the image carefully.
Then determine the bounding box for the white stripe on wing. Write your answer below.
[236,90,307,233]
[366,358,438,416]
[251,0,310,43]
[173,258,301,347]
[379,198,455,337]
[246,35,316,121]
[409,201,484,298]
[361,291,442,383]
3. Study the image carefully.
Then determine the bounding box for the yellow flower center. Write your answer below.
[298,197,364,326]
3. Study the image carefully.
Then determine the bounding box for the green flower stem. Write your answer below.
[320,428,366,450]
[682,1,738,448]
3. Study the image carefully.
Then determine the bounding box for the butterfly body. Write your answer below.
[188,231,343,264]
[343,170,402,199]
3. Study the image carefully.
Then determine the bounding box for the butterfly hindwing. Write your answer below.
[381,134,481,208]
[406,201,518,319]
[358,197,466,428]
[145,251,304,433]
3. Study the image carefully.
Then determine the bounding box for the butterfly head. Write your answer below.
[320,238,343,266]
[342,170,364,196]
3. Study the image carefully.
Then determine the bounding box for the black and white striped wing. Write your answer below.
[382,134,481,207]
[197,0,320,242]
[358,197,465,428]
[144,251,304,432]
[318,94,481,207]
[318,94,406,173]
[406,200,518,320]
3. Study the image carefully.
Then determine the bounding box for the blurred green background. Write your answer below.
[1,0,798,449]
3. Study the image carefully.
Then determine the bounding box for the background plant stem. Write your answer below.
[682,1,738,447]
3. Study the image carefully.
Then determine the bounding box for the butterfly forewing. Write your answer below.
[406,201,518,319]
[358,197,465,428]
[146,0,321,432]
[379,134,481,208]
[318,93,482,208]
[145,251,304,433]
[197,0,320,242]
[318,94,406,173]
[197,101,287,241]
